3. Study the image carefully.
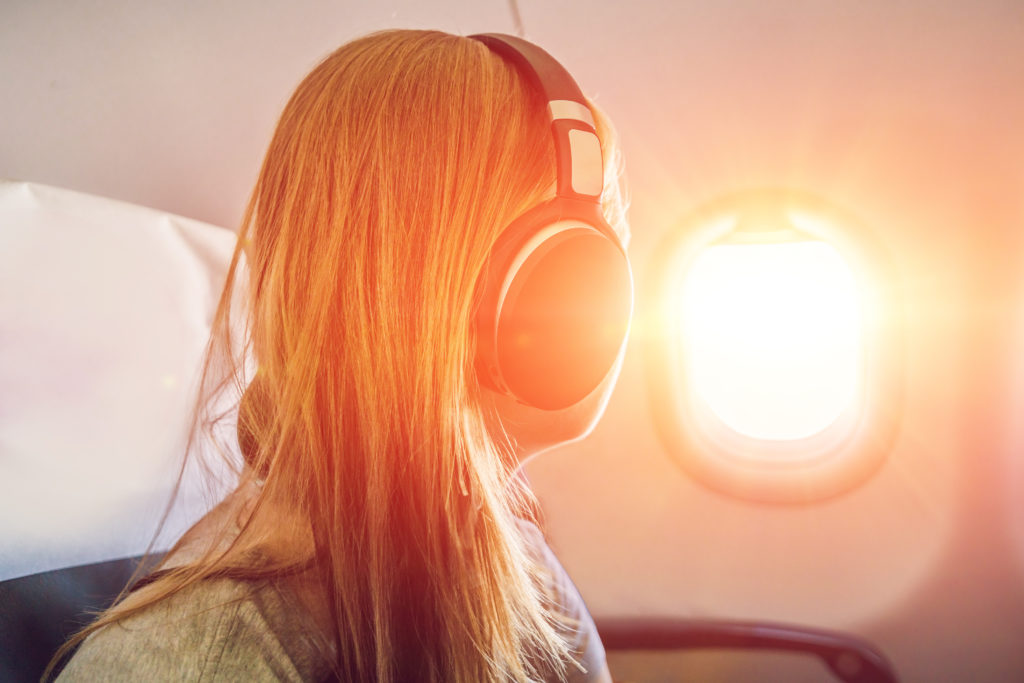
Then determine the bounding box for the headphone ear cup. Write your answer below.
[468,34,634,410]
[495,228,632,410]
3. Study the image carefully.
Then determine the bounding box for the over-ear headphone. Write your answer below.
[469,33,633,410]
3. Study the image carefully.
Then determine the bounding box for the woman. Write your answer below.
[51,29,630,682]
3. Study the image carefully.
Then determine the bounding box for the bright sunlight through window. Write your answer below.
[681,240,863,441]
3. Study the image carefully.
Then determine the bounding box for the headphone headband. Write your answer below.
[470,33,605,203]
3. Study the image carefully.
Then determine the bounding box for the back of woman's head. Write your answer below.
[244,29,557,483]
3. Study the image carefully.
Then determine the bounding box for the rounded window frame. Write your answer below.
[646,189,904,503]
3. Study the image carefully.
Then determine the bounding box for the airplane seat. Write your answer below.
[0,181,239,681]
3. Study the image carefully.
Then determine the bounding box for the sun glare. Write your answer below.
[680,240,864,441]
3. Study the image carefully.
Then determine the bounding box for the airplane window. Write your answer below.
[680,239,863,442]
[647,190,902,503]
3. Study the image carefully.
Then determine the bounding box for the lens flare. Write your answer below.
[680,240,863,441]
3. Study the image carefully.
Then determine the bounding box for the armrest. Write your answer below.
[595,617,898,683]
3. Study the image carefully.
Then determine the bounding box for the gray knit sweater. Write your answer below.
[57,520,606,681]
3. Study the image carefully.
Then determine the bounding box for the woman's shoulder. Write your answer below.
[57,575,327,682]
[515,518,610,683]
[515,517,592,623]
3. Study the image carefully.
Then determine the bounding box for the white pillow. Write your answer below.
[0,181,240,581]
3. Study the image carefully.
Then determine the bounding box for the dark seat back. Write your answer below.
[0,555,160,682]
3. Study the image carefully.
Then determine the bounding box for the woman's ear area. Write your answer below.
[481,341,626,464]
